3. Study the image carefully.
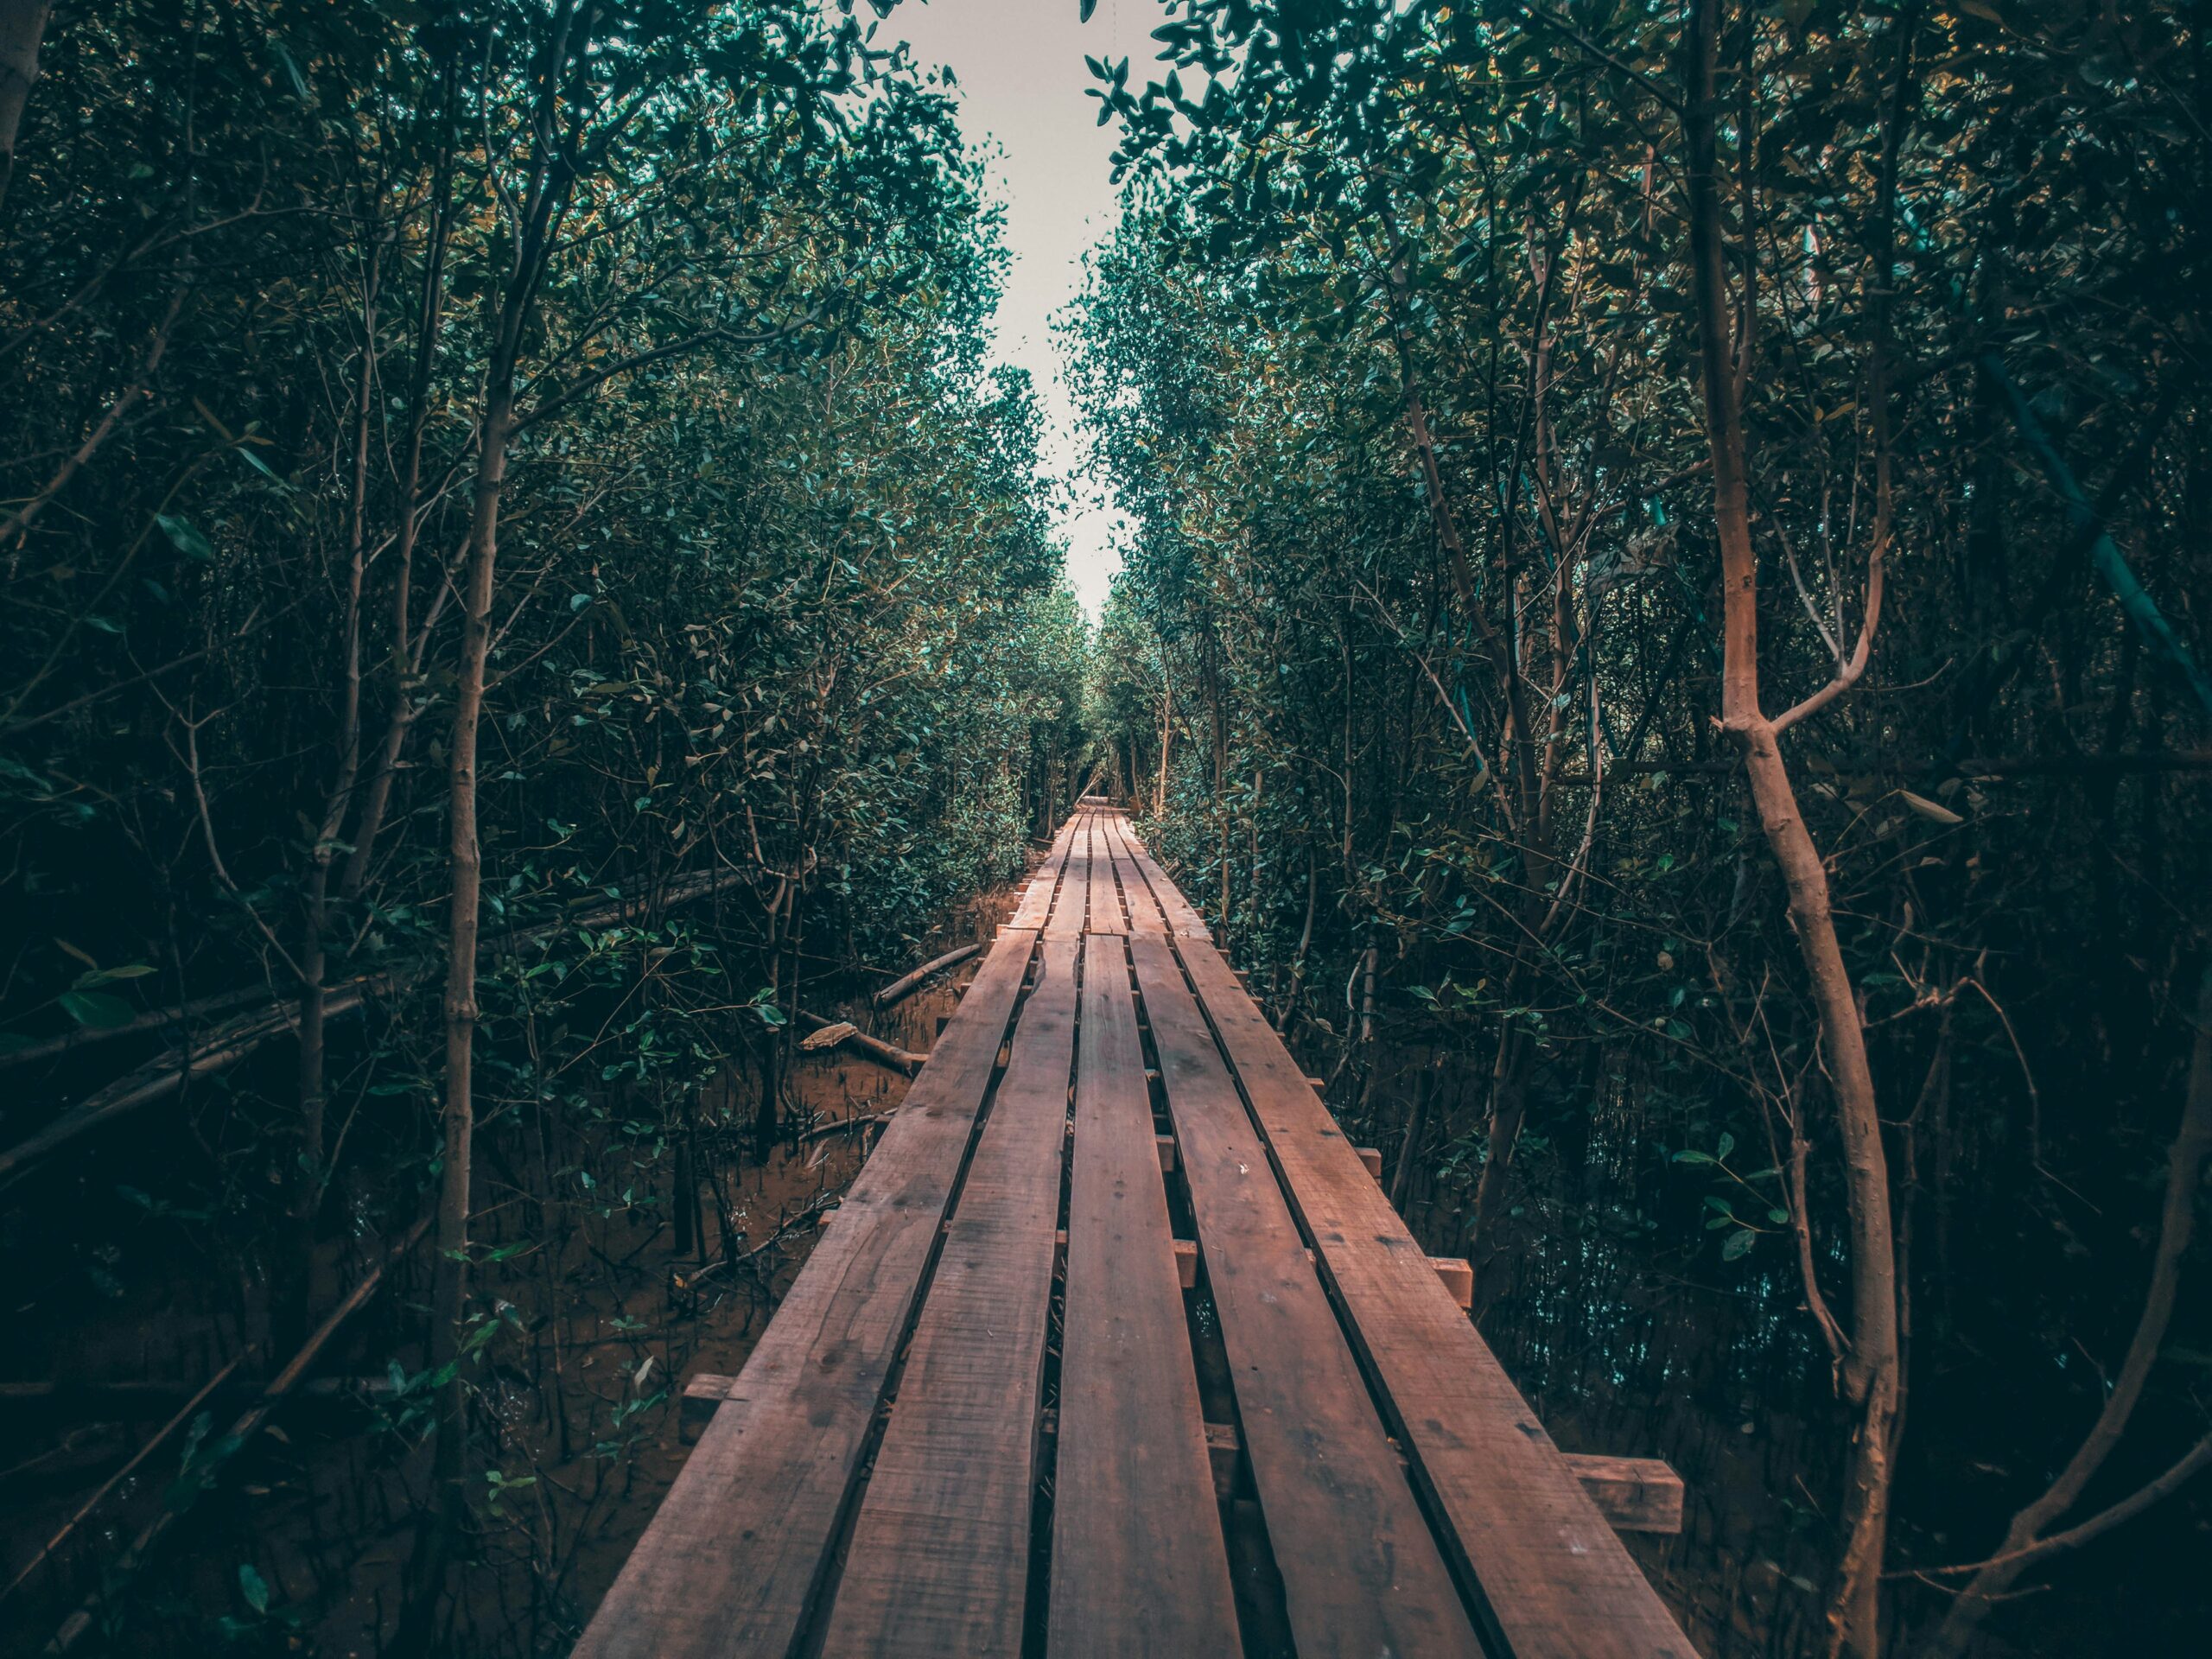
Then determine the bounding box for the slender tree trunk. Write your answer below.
[1154,677,1172,816]
[342,131,454,903]
[278,253,378,1351]
[398,60,566,1605]
[398,383,514,1655]
[1684,7,1900,1652]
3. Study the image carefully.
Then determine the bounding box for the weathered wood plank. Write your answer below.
[1044,812,1090,940]
[818,936,1081,1656]
[1082,810,1125,933]
[1111,823,1211,939]
[1096,815,1163,938]
[1128,934,1478,1656]
[571,928,1040,1659]
[1008,817,1080,930]
[1560,1454,1687,1535]
[1158,925,1697,1658]
[1047,933,1239,1657]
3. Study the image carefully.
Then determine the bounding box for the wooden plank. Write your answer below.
[1082,811,1125,933]
[1155,926,1697,1659]
[1082,809,1118,931]
[1115,824,1213,939]
[1096,814,1163,938]
[1128,934,1478,1656]
[1008,817,1080,930]
[818,936,1082,1657]
[1043,814,1090,941]
[1560,1455,1686,1535]
[572,929,1040,1659]
[1047,934,1239,1658]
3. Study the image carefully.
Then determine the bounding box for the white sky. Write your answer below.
[874,0,1171,616]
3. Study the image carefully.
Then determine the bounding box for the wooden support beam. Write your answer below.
[681,1372,730,1444]
[1355,1147,1382,1180]
[1172,1413,1684,1538]
[1156,1133,1177,1173]
[1430,1256,1474,1309]
[1559,1455,1685,1535]
[1204,1421,1241,1503]
[1172,1237,1197,1290]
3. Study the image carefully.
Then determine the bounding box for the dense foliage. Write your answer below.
[1078,3,2210,1654]
[1,2,1084,1649]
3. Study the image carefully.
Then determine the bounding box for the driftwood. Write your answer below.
[45,1217,429,1649]
[0,868,747,1185]
[869,943,981,1010]
[792,1010,925,1077]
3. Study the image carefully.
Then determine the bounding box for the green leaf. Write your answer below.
[156,514,217,561]
[1716,1131,1735,1162]
[1722,1230,1756,1262]
[237,445,289,487]
[1899,790,1964,826]
[238,1563,270,1615]
[60,989,136,1028]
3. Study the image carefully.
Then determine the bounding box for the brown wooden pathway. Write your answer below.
[577,807,1696,1658]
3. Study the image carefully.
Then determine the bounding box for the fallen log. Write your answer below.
[792,1010,925,1077]
[870,943,980,1010]
[0,868,747,1185]
[46,1216,429,1649]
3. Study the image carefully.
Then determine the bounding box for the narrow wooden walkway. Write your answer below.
[578,808,1696,1658]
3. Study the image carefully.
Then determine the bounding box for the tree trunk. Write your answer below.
[1684,5,1901,1653]
[341,131,454,904]
[279,253,379,1352]
[1154,677,1172,816]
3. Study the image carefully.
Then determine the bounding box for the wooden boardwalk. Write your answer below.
[578,808,1696,1658]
